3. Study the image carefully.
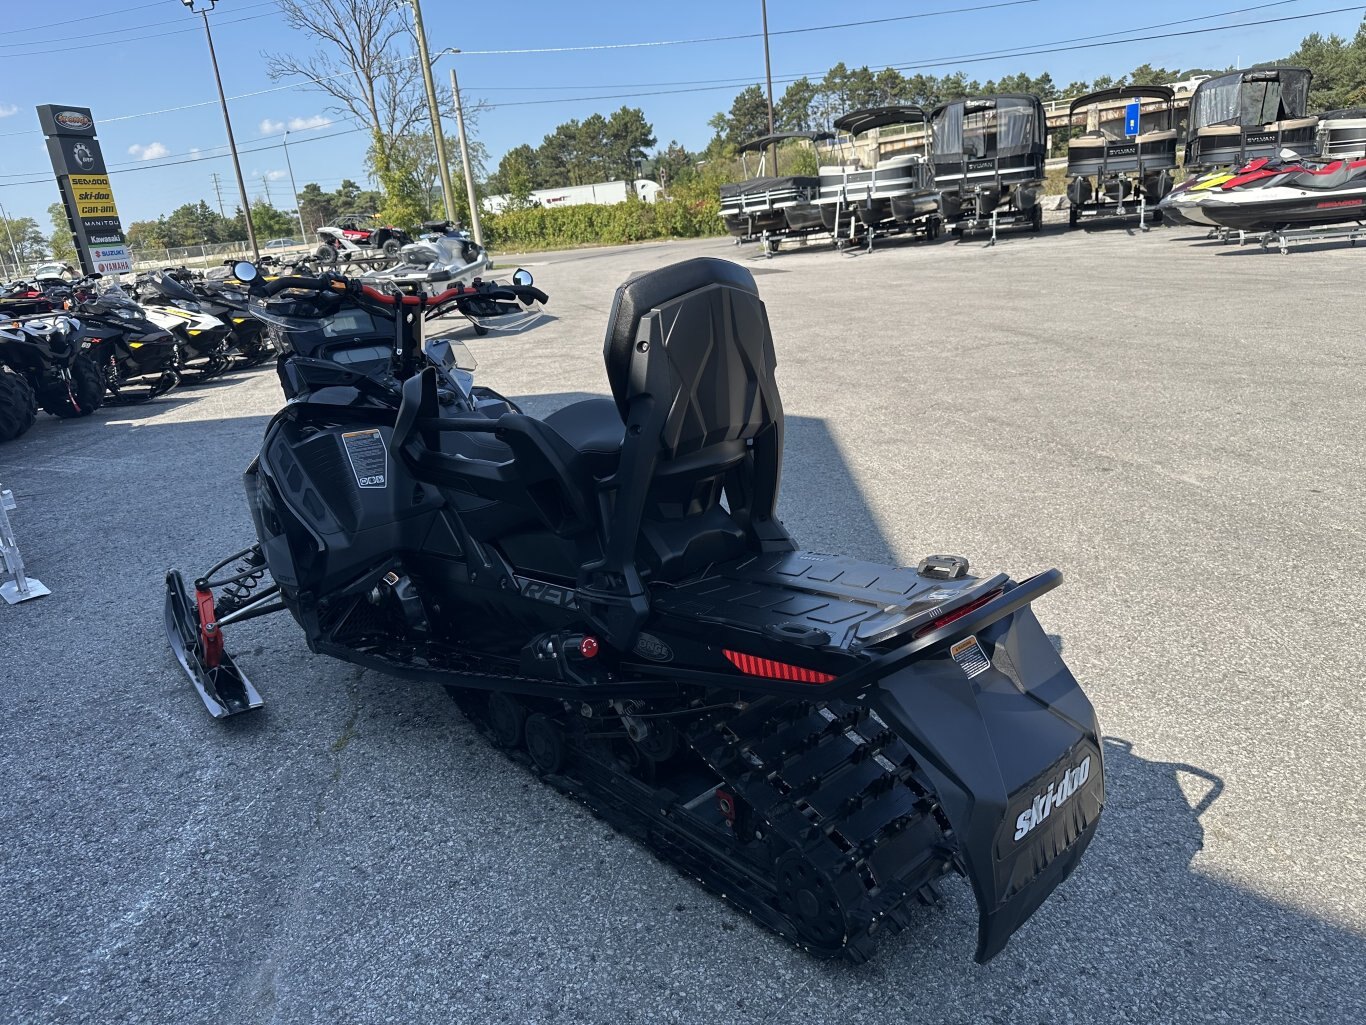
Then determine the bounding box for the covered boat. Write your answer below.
[1065,86,1178,226]
[719,132,833,251]
[1316,108,1366,160]
[930,94,1046,235]
[816,105,941,249]
[1184,68,1317,171]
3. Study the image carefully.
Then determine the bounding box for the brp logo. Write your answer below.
[71,142,96,170]
[55,110,93,132]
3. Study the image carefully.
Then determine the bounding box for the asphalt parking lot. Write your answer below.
[2,223,1364,1025]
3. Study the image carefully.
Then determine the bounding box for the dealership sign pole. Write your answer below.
[36,105,132,276]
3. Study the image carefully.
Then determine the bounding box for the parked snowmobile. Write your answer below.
[188,272,274,367]
[361,220,492,290]
[164,258,1102,964]
[313,215,412,266]
[68,280,181,403]
[134,270,234,379]
[0,312,104,423]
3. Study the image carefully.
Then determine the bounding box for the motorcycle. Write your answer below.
[163,257,1103,965]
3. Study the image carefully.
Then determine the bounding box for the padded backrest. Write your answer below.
[603,257,781,459]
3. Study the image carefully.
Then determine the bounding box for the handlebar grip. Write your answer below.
[260,275,335,296]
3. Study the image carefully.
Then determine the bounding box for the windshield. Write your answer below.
[250,302,380,337]
[1192,70,1311,129]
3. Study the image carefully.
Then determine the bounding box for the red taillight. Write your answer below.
[723,649,836,684]
[913,588,1004,638]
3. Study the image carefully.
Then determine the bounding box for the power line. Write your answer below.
[0,10,276,58]
[469,3,1366,109]
[457,1,1313,92]
[0,1,278,48]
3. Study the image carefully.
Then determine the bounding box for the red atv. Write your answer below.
[313,214,412,265]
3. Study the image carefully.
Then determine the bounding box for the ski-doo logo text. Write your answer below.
[1013,756,1092,841]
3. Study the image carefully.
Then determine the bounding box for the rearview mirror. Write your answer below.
[511,268,533,287]
[233,261,259,282]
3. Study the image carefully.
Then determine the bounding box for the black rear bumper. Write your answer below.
[869,603,1104,961]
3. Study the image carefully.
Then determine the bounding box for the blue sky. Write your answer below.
[0,0,1361,228]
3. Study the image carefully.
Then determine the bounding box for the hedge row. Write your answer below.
[482,195,725,252]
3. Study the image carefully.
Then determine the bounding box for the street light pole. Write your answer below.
[448,62,483,246]
[409,0,458,223]
[0,198,23,276]
[183,0,258,260]
[761,0,776,173]
[282,132,307,240]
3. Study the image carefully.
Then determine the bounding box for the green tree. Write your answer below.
[250,200,299,239]
[0,216,49,273]
[604,106,657,182]
[776,78,819,132]
[46,203,79,265]
[713,85,771,145]
[1286,27,1366,109]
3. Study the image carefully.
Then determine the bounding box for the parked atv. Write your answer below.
[0,313,104,423]
[0,366,36,441]
[313,214,411,266]
[164,258,1103,966]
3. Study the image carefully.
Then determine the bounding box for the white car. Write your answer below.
[264,238,298,249]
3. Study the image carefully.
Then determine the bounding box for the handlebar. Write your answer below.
[258,274,548,308]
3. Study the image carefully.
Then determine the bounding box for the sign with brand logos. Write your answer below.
[37,104,131,277]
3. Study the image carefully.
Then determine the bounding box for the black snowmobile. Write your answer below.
[164,258,1104,964]
[66,280,181,404]
[134,271,234,380]
[0,311,104,437]
[188,269,274,368]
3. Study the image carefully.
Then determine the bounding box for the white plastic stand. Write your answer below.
[0,485,50,603]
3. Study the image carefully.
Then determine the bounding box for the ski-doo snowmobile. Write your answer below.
[135,271,234,379]
[931,94,1046,236]
[68,280,181,403]
[817,107,941,251]
[163,257,1103,964]
[361,220,492,290]
[188,271,274,367]
[0,312,104,424]
[1065,86,1178,226]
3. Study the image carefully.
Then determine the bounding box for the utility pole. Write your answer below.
[209,172,226,217]
[0,198,22,277]
[409,0,458,223]
[282,131,307,239]
[761,0,776,174]
[449,62,483,246]
[182,0,258,260]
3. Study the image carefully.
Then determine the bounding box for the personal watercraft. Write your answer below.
[163,257,1104,965]
[1187,155,1366,232]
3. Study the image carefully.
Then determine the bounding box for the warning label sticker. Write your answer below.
[949,635,992,679]
[342,429,387,488]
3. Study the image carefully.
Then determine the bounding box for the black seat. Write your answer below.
[543,397,623,477]
[579,257,796,645]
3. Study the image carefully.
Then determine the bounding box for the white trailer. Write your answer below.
[483,178,661,214]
